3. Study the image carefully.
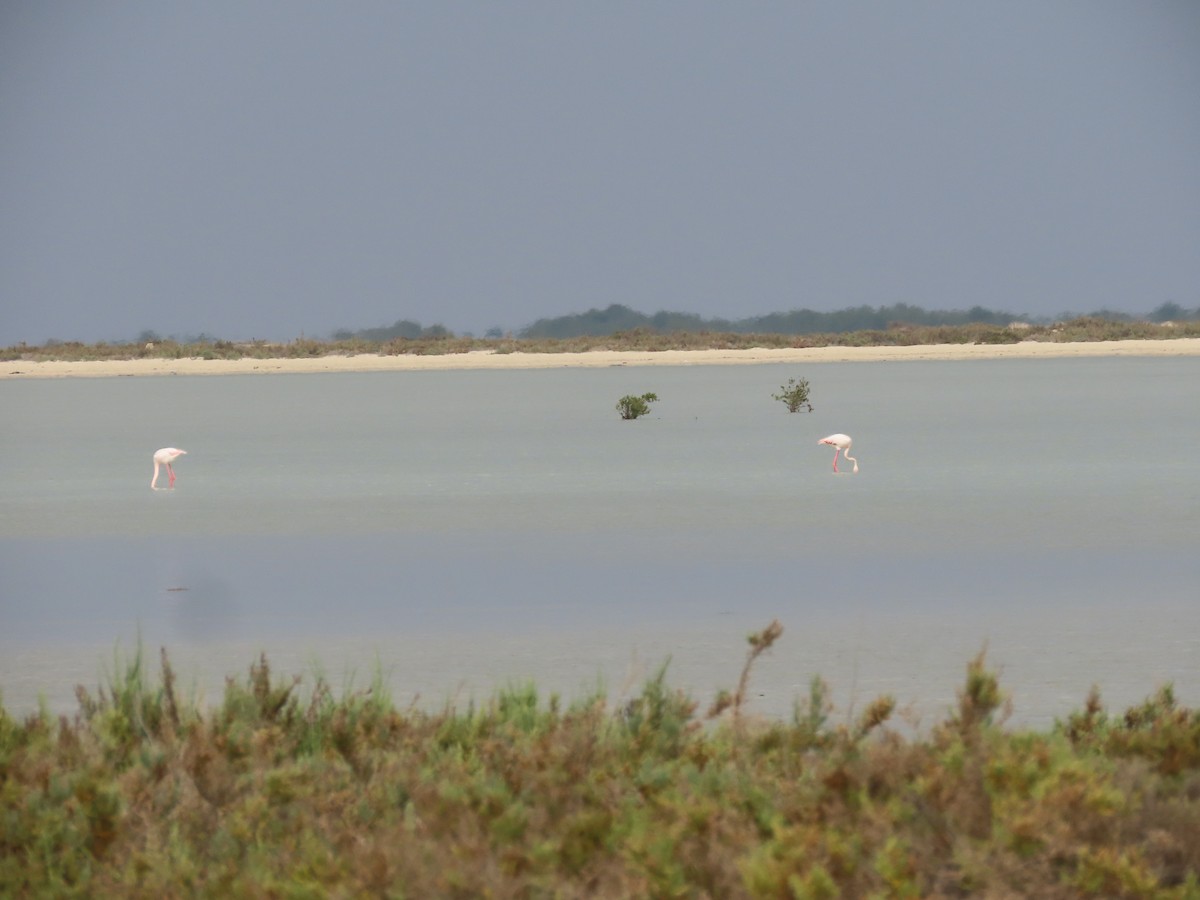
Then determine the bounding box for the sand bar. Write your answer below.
[4,338,1200,379]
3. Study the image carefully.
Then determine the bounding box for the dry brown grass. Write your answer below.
[5,317,1199,363]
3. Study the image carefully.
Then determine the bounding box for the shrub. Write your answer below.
[772,377,813,413]
[616,392,659,420]
[7,633,1200,896]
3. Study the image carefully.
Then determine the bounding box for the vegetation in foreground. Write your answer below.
[4,314,1200,365]
[3,623,1199,897]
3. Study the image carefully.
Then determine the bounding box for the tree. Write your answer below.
[1150,302,1185,323]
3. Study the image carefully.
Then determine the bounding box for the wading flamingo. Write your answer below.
[818,434,858,473]
[151,448,187,489]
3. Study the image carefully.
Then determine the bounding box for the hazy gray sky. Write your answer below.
[2,3,1197,343]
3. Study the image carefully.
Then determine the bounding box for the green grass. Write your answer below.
[2,624,1199,897]
[4,317,1200,364]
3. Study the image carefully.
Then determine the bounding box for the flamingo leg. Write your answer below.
[167,464,176,487]
[832,448,840,472]
[151,462,160,489]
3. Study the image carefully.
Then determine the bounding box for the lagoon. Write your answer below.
[1,356,1197,728]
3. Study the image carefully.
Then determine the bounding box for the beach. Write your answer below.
[4,337,1200,379]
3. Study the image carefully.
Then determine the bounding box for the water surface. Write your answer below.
[2,357,1197,727]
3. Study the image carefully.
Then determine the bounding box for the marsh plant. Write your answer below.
[616,391,659,420]
[772,376,813,412]
[3,627,1200,897]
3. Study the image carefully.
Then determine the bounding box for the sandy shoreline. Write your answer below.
[4,338,1200,379]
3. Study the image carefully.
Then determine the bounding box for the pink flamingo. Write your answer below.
[151,448,187,489]
[818,434,858,473]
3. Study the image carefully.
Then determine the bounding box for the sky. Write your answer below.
[2,3,1198,344]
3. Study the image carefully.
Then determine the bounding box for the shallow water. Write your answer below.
[1,357,1197,728]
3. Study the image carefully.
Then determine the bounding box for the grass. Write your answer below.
[2,623,1199,897]
[4,317,1200,364]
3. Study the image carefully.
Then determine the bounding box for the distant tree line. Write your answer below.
[513,301,1198,339]
[330,320,453,342]
[114,302,1197,348]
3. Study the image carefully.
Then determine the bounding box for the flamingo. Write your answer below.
[151,448,187,489]
[818,434,858,473]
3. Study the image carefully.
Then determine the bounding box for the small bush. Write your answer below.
[616,392,659,420]
[772,377,813,413]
